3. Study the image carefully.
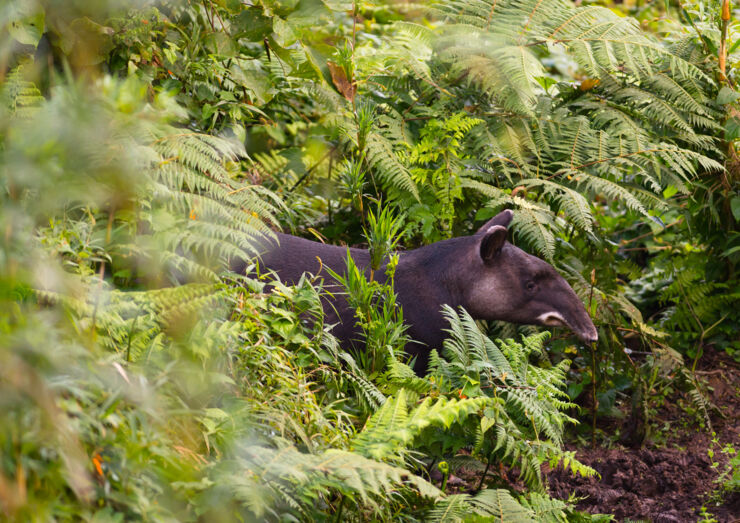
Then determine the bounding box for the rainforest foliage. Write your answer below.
[1,0,739,520]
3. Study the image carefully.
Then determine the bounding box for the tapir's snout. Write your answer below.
[539,308,598,345]
[535,284,598,345]
[576,321,599,345]
[567,301,599,345]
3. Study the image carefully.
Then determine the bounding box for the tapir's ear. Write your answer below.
[476,209,513,235]
[480,225,508,262]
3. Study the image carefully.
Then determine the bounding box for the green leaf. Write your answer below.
[233,8,273,41]
[263,0,301,16]
[535,76,558,91]
[202,102,217,121]
[662,185,678,199]
[725,116,740,142]
[730,38,740,55]
[232,62,274,105]
[323,0,354,10]
[731,196,740,221]
[480,415,496,436]
[725,116,740,141]
[717,87,740,105]
[272,18,297,47]
[204,32,236,57]
[461,375,481,398]
[7,5,45,46]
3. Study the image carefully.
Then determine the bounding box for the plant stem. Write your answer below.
[720,0,730,84]
[91,208,115,336]
[334,495,345,523]
[327,152,334,225]
[125,309,142,363]
[476,452,494,491]
[676,0,711,56]
[591,340,598,449]
[588,268,597,449]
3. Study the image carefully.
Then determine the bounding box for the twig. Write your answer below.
[619,245,673,252]
[201,0,215,30]
[618,218,683,246]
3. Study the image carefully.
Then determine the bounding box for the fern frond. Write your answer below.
[427,493,474,522]
[145,131,281,278]
[509,198,559,259]
[1,64,44,118]
[519,492,568,523]
[365,130,419,198]
[352,389,487,462]
[470,488,537,522]
[387,355,433,394]
[520,178,594,233]
[430,307,592,489]
[228,444,442,516]
[427,488,537,523]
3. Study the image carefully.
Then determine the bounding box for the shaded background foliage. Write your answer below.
[0,0,738,520]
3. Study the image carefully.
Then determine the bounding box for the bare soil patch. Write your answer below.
[548,348,740,522]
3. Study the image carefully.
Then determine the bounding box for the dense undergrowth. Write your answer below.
[1,0,738,520]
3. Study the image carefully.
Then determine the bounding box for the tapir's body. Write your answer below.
[243,211,597,372]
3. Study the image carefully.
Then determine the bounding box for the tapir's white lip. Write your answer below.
[538,311,598,343]
[538,311,567,327]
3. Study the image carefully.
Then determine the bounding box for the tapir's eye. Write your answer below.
[526,281,537,292]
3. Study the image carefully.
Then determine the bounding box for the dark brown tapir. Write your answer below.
[242,210,597,372]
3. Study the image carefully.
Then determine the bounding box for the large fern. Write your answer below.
[351,389,488,463]
[428,488,537,522]
[146,131,282,281]
[356,0,726,259]
[423,306,594,489]
[223,443,442,519]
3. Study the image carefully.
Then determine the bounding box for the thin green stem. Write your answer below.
[334,495,345,523]
[588,269,597,449]
[476,452,494,491]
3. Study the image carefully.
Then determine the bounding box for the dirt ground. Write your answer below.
[443,347,740,521]
[547,347,740,522]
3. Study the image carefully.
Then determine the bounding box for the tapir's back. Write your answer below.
[248,232,371,350]
[254,232,370,284]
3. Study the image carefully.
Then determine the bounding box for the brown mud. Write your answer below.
[547,347,740,522]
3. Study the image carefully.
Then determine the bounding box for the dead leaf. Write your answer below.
[328,61,356,102]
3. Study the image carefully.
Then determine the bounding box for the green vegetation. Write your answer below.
[1,0,738,520]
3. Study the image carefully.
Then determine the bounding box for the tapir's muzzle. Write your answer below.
[576,323,598,344]
[563,313,598,345]
[538,308,598,344]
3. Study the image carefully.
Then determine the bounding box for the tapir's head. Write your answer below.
[462,210,598,344]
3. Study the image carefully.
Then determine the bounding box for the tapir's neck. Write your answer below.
[395,237,470,306]
[385,237,475,355]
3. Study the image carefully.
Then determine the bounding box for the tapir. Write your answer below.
[241,210,597,372]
